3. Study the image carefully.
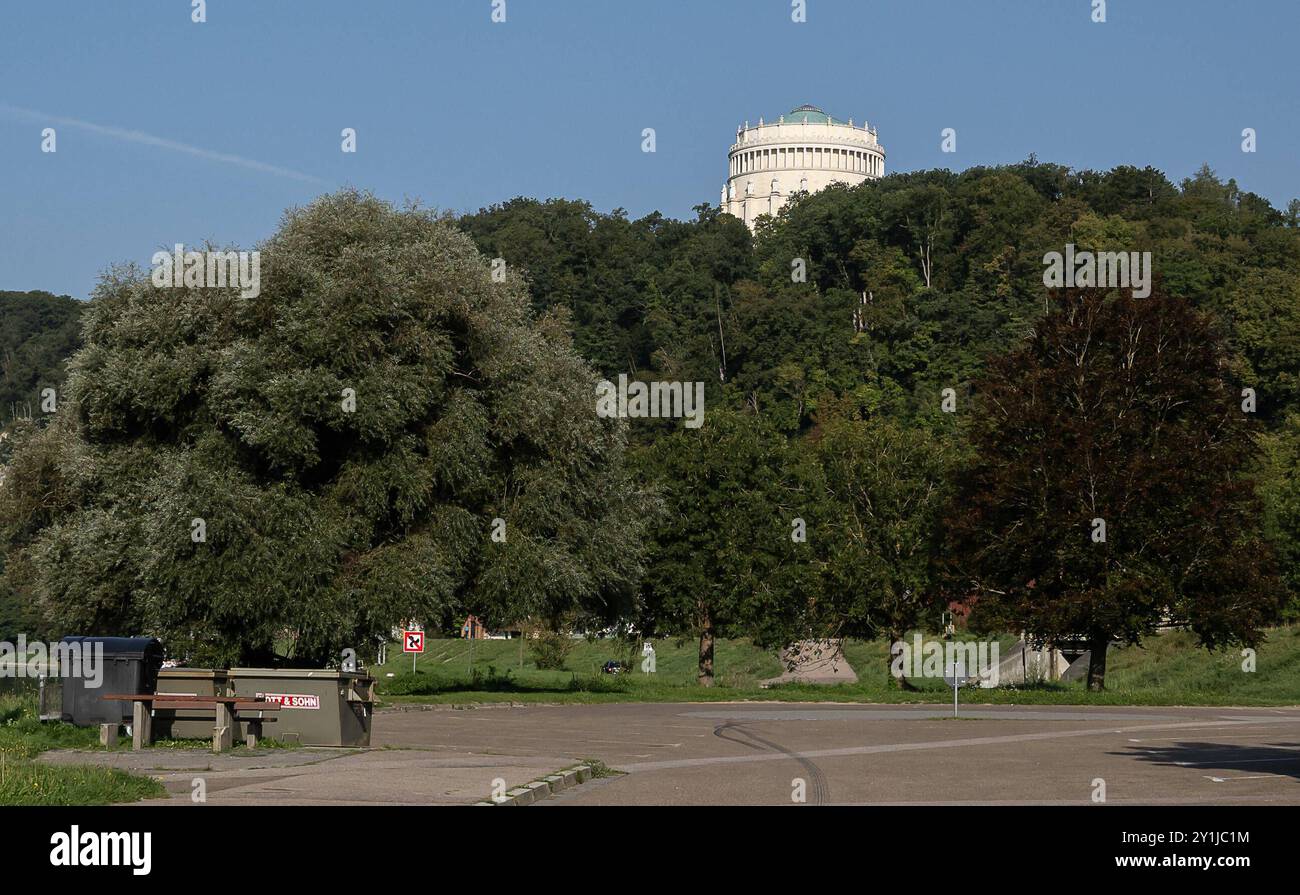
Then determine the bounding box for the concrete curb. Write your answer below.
[473,764,592,806]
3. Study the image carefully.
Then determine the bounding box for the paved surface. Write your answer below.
[40,743,572,805]
[41,702,1300,805]
[376,702,1300,805]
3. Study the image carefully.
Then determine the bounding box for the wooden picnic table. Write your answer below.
[101,693,281,752]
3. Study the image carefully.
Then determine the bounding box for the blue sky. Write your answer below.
[2,0,1297,299]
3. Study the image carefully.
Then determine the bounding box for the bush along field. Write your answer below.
[0,691,165,806]
[372,627,1300,707]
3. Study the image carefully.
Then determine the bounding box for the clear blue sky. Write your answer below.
[2,0,1297,299]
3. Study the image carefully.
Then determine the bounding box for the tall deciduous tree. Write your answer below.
[1257,413,1300,619]
[637,411,816,685]
[816,416,952,685]
[0,191,651,665]
[947,286,1282,689]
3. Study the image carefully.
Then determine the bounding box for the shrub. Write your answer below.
[530,631,575,670]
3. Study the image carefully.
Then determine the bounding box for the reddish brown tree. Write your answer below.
[946,285,1281,689]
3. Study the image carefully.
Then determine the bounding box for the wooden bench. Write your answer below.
[101,693,281,753]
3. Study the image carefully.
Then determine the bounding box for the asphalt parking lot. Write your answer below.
[48,702,1299,805]
[374,702,1300,806]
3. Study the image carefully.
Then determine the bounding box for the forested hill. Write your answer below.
[0,290,84,428]
[460,161,1300,434]
[6,162,1296,440]
[459,166,1300,644]
[2,164,1297,660]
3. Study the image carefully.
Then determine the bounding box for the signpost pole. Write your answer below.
[945,660,965,719]
[403,629,425,674]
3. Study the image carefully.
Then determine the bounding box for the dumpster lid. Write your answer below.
[158,667,228,679]
[59,636,164,659]
[228,667,370,681]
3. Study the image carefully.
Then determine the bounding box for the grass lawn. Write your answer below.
[378,635,783,704]
[373,626,1300,707]
[0,692,166,806]
[0,686,295,805]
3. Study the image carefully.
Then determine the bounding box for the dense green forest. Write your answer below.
[461,161,1300,434]
[462,160,1300,685]
[0,291,83,639]
[0,290,83,433]
[2,160,1297,687]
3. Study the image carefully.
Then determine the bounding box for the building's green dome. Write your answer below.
[786,104,839,125]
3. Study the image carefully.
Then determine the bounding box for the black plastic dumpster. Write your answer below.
[59,636,164,726]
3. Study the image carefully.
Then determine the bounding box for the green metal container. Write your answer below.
[227,668,374,747]
[152,668,230,739]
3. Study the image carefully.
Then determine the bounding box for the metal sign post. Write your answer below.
[943,661,967,718]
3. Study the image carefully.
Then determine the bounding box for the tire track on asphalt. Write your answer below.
[713,721,829,805]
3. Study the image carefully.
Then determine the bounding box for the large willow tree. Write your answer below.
[0,191,651,665]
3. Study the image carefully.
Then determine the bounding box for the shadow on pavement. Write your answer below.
[1116,741,1300,781]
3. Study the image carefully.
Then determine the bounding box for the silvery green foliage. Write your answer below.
[0,190,651,665]
[816,418,951,662]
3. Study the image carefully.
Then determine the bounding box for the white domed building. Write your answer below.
[721,104,885,230]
